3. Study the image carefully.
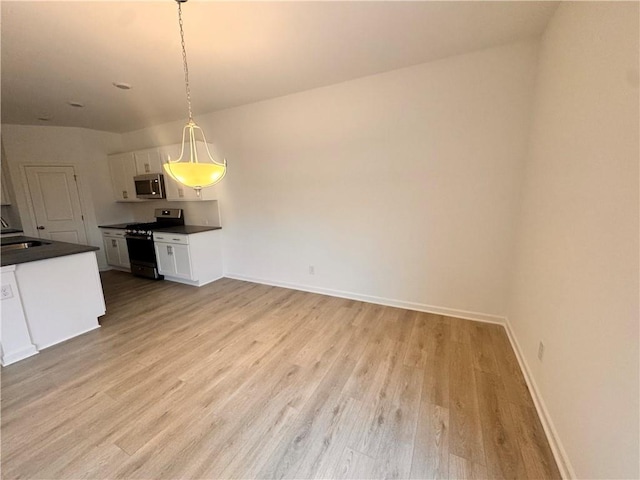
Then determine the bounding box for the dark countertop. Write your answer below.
[98,223,131,229]
[1,228,24,234]
[99,223,221,235]
[1,236,100,267]
[153,225,222,234]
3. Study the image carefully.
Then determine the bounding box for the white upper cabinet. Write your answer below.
[158,143,218,202]
[1,160,11,205]
[134,148,163,174]
[108,144,219,202]
[108,152,141,202]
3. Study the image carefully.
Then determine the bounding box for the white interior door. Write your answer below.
[24,166,88,244]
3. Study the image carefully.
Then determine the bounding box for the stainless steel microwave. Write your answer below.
[134,173,166,199]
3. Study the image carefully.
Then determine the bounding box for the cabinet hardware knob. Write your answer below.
[37,225,45,230]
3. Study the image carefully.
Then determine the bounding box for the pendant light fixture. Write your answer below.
[164,0,227,196]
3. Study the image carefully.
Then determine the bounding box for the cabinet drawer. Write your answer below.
[153,232,189,244]
[101,229,127,238]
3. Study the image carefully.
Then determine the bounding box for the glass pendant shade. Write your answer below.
[163,162,225,189]
[167,0,227,195]
[163,121,227,194]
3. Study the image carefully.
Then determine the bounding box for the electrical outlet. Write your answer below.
[1,284,13,300]
[308,265,315,275]
[538,341,545,361]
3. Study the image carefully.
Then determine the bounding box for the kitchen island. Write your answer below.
[1,236,105,365]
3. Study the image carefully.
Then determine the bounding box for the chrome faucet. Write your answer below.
[1,217,9,228]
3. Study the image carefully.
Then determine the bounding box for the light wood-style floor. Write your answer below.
[1,271,561,479]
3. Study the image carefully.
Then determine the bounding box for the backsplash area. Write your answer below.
[129,200,221,226]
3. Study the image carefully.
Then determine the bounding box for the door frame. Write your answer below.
[22,164,89,243]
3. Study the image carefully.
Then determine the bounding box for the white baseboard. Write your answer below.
[504,319,576,479]
[1,344,39,366]
[99,265,130,273]
[35,324,101,351]
[164,274,224,287]
[224,273,506,324]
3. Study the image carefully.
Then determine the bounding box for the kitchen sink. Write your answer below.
[1,240,50,252]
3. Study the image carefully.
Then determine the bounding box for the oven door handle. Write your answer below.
[125,235,153,241]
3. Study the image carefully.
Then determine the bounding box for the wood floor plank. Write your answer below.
[510,401,562,480]
[217,405,301,479]
[347,339,409,457]
[2,392,118,474]
[293,395,364,479]
[489,326,533,408]
[383,308,415,345]
[423,320,450,408]
[449,341,486,464]
[332,448,376,480]
[475,370,527,479]
[342,337,393,401]
[404,311,428,368]
[449,453,489,479]
[371,364,423,479]
[469,323,499,374]
[449,317,473,345]
[255,330,369,479]
[0,272,561,479]
[410,403,449,480]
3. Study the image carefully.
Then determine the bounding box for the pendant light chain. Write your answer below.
[165,0,227,195]
[177,1,193,122]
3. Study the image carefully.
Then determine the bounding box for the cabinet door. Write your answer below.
[108,153,139,202]
[158,143,219,201]
[104,237,121,266]
[172,243,192,279]
[1,160,11,205]
[116,237,130,268]
[158,145,183,201]
[154,242,193,279]
[155,243,176,276]
[134,149,162,174]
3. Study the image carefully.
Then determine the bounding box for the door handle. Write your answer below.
[37,226,45,230]
[112,239,117,247]
[167,245,173,256]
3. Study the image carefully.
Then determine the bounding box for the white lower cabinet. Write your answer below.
[153,230,222,286]
[155,240,192,280]
[101,229,130,270]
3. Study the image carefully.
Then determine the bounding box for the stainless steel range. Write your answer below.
[125,208,184,279]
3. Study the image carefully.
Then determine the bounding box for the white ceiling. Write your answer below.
[1,1,558,133]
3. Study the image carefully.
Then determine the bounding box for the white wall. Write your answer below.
[507,3,639,479]
[1,125,130,269]
[127,199,221,227]
[123,40,539,320]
